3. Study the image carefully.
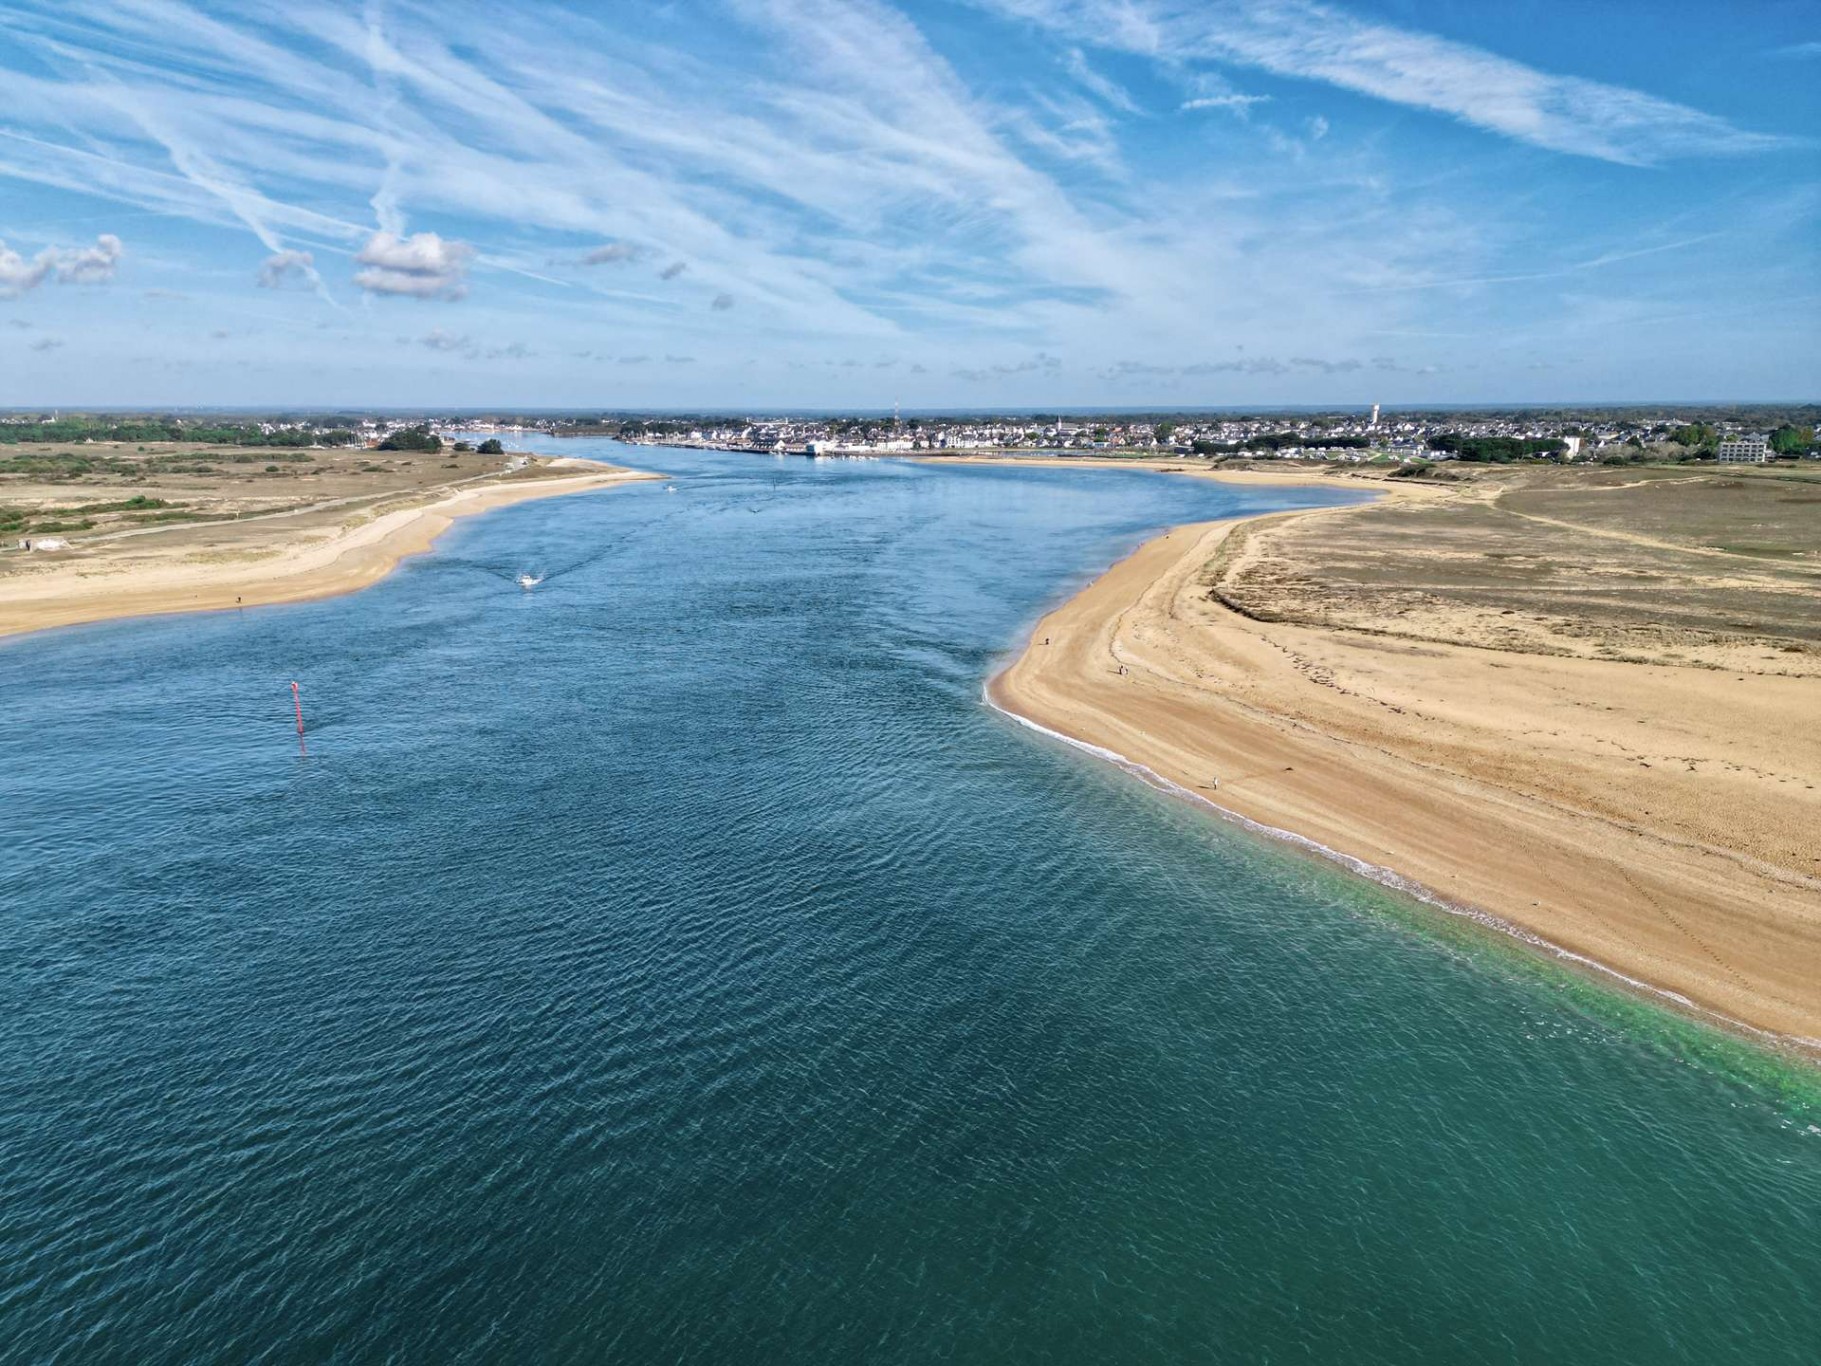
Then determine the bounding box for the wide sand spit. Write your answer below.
[0,460,657,639]
[978,459,1821,1051]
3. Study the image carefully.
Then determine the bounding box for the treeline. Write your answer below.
[0,418,357,447]
[1190,433,1374,455]
[376,425,442,452]
[1640,423,1813,457]
[1425,434,1567,462]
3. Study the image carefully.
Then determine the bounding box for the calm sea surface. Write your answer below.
[2,442,1816,1364]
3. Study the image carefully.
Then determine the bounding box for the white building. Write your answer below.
[1717,434,1770,464]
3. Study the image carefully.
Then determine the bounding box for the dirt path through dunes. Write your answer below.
[1494,501,1821,567]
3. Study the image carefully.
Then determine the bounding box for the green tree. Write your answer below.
[377,425,442,453]
[1427,433,1567,462]
[477,437,505,455]
[1770,425,1814,456]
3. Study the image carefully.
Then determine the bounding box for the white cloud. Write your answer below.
[355,231,474,298]
[1181,94,1270,115]
[0,243,54,298]
[418,327,471,351]
[979,0,1789,164]
[0,233,123,297]
[257,248,318,288]
[55,233,123,283]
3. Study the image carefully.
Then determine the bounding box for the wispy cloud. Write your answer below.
[979,0,1790,164]
[0,0,1806,402]
[1341,231,1728,294]
[1061,47,1141,114]
[953,351,1062,380]
[416,327,531,360]
[1103,353,1435,379]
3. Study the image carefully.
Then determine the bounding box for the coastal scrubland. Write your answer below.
[1216,463,1821,675]
[2,438,523,537]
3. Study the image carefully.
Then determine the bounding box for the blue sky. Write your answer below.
[0,0,1814,408]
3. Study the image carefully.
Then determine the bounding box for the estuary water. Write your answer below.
[2,442,1817,1364]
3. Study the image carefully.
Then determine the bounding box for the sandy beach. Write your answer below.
[991,484,1821,1049]
[0,464,656,640]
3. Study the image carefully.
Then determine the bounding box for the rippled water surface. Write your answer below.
[3,442,1817,1364]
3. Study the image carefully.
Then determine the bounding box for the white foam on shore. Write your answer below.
[984,685,1821,1056]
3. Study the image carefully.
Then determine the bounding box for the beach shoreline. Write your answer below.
[989,505,1821,1055]
[912,450,1413,489]
[0,464,657,641]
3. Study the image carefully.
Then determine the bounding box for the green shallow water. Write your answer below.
[1,442,1816,1363]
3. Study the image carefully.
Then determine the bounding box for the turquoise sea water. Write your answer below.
[2,442,1816,1364]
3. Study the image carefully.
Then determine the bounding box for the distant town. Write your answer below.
[2,405,1817,465]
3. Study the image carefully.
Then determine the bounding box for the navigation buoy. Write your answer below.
[291,680,308,755]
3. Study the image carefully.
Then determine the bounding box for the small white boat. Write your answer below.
[517,573,543,590]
